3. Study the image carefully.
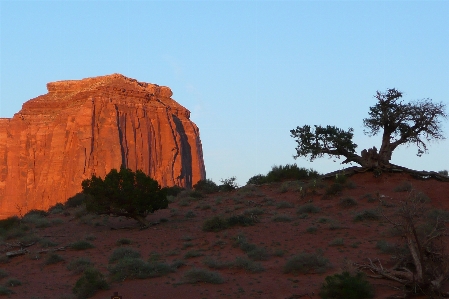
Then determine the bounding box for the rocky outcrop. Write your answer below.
[0,74,206,218]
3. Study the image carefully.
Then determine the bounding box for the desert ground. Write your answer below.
[1,171,449,299]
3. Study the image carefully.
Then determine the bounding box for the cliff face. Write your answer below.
[0,74,206,218]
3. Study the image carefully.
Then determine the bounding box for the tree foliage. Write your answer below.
[81,168,168,227]
[291,89,447,169]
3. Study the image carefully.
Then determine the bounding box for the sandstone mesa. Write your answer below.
[0,74,206,219]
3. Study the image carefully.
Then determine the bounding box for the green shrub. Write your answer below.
[246,174,267,185]
[227,214,257,227]
[325,183,343,196]
[109,247,141,263]
[320,271,374,299]
[272,214,293,222]
[246,247,270,261]
[233,256,264,272]
[354,210,379,222]
[438,170,448,176]
[297,203,320,214]
[0,269,8,278]
[283,251,331,274]
[69,241,95,250]
[162,185,184,196]
[72,267,109,299]
[185,211,196,218]
[109,258,174,281]
[6,278,21,287]
[0,285,13,295]
[276,201,294,209]
[244,208,265,216]
[266,164,320,182]
[49,203,65,214]
[45,253,65,265]
[334,173,348,185]
[219,177,238,192]
[65,193,87,208]
[67,257,93,274]
[394,181,412,192]
[329,238,344,246]
[116,238,132,246]
[183,268,224,284]
[24,209,48,218]
[184,250,204,259]
[202,216,229,232]
[375,240,397,254]
[306,226,318,234]
[339,197,357,208]
[0,216,20,231]
[193,179,219,194]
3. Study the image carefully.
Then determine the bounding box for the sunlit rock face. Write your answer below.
[0,74,206,218]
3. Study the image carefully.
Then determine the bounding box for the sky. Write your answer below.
[1,0,448,186]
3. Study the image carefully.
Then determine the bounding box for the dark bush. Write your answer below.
[0,216,20,231]
[283,251,331,274]
[162,185,184,196]
[266,164,320,182]
[193,179,219,194]
[320,271,374,299]
[72,267,109,299]
[183,268,224,284]
[69,241,95,250]
[325,183,344,196]
[109,258,174,281]
[354,209,380,222]
[65,193,87,208]
[339,197,358,208]
[202,216,229,232]
[219,177,238,192]
[109,247,141,263]
[246,174,267,185]
[67,257,93,274]
[227,214,257,227]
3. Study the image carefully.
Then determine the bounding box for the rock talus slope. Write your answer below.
[0,74,206,218]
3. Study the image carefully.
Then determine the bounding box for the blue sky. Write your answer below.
[1,1,448,185]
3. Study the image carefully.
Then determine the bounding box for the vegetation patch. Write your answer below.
[353,209,380,222]
[283,251,331,274]
[297,203,320,214]
[320,271,374,299]
[339,197,358,208]
[69,241,95,250]
[72,267,109,299]
[109,247,141,263]
[182,268,224,284]
[67,257,93,274]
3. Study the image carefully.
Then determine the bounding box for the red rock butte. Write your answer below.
[0,74,206,219]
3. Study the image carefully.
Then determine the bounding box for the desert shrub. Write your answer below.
[109,247,141,263]
[276,201,294,209]
[69,241,95,250]
[234,256,264,272]
[162,185,184,196]
[320,271,374,299]
[72,267,109,299]
[354,210,380,222]
[65,193,87,208]
[339,197,358,208]
[23,209,48,218]
[82,168,168,228]
[202,216,229,232]
[438,170,448,176]
[325,183,344,196]
[109,258,174,281]
[272,214,293,222]
[203,257,233,269]
[6,278,21,287]
[267,164,320,182]
[306,226,318,234]
[246,247,270,261]
[184,250,204,259]
[0,269,8,278]
[227,214,257,227]
[45,253,65,265]
[334,173,348,185]
[67,257,93,274]
[49,203,65,214]
[297,204,320,214]
[244,208,265,216]
[115,238,131,246]
[0,286,13,295]
[283,251,331,274]
[375,240,398,254]
[185,211,196,218]
[394,181,412,192]
[0,216,20,235]
[193,179,219,194]
[219,177,238,192]
[427,208,449,223]
[247,174,267,185]
[183,267,224,284]
[328,238,344,246]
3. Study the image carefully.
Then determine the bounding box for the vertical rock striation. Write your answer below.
[0,74,206,218]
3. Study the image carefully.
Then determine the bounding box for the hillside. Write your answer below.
[1,171,449,299]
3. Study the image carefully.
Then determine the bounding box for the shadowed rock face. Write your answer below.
[0,74,206,218]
